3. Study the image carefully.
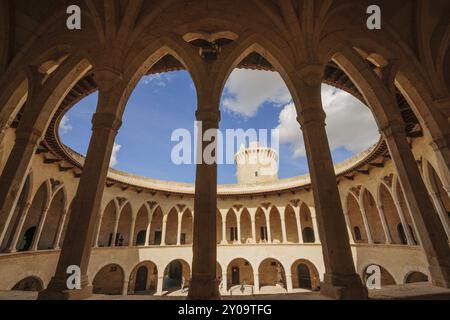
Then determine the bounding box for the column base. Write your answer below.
[38,285,92,300]
[320,273,368,300]
[429,265,450,288]
[187,277,221,300]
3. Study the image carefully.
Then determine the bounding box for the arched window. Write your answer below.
[136,230,146,246]
[18,226,36,252]
[302,227,315,243]
[354,226,362,241]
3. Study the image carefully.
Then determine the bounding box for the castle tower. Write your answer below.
[235,141,279,185]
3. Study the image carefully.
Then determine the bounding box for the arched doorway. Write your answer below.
[269,207,282,243]
[116,203,132,246]
[240,209,252,244]
[258,258,287,293]
[163,259,191,293]
[346,193,368,243]
[180,209,193,245]
[38,187,66,250]
[291,259,320,291]
[362,190,386,244]
[11,276,43,292]
[92,264,124,295]
[128,261,158,295]
[379,183,403,244]
[98,201,117,247]
[226,258,254,294]
[149,207,163,245]
[255,208,268,243]
[225,209,238,243]
[134,205,148,246]
[17,182,49,251]
[300,204,315,243]
[165,208,178,245]
[285,205,299,243]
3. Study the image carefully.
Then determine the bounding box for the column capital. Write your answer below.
[297,108,326,128]
[379,119,406,139]
[93,67,124,92]
[296,64,325,86]
[92,113,122,132]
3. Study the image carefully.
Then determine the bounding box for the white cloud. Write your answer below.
[110,143,122,167]
[141,73,173,87]
[59,115,73,135]
[222,69,291,117]
[276,84,379,158]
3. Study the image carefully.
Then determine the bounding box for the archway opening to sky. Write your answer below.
[60,67,379,184]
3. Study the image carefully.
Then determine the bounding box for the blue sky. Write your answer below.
[60,69,379,184]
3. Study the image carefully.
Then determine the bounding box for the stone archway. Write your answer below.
[362,264,396,287]
[404,271,429,284]
[362,190,386,244]
[285,205,299,243]
[226,258,254,294]
[258,258,287,294]
[149,207,163,245]
[300,204,315,243]
[11,276,44,292]
[346,193,368,243]
[180,209,193,245]
[38,187,66,250]
[134,205,148,246]
[116,203,132,247]
[98,201,117,247]
[92,264,125,295]
[128,261,158,295]
[163,259,191,293]
[291,259,320,291]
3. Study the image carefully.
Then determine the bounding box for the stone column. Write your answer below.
[253,273,260,294]
[0,128,42,246]
[236,217,242,244]
[251,218,257,244]
[381,119,450,287]
[309,207,320,244]
[188,110,221,300]
[343,212,356,245]
[93,214,102,248]
[4,201,31,252]
[220,210,227,245]
[295,66,367,299]
[286,273,293,293]
[30,204,51,251]
[376,203,393,244]
[160,217,167,246]
[53,207,69,250]
[428,191,450,240]
[37,73,126,299]
[393,198,415,245]
[264,209,272,244]
[0,57,90,247]
[358,200,374,244]
[221,272,228,295]
[294,207,303,244]
[279,207,287,243]
[144,222,151,246]
[111,217,119,247]
[156,276,164,296]
[176,216,182,246]
[128,217,136,247]
[122,281,128,296]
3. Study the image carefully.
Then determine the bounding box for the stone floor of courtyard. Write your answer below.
[0,283,449,300]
